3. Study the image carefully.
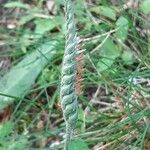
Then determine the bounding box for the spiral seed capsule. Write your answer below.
[60,0,78,149]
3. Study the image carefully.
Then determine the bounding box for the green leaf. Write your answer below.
[97,38,120,72]
[68,138,89,150]
[140,0,150,14]
[100,6,116,20]
[19,15,35,26]
[34,16,63,38]
[4,2,30,9]
[0,41,58,110]
[116,16,129,41]
[0,121,13,138]
[90,6,116,20]
[98,58,115,72]
[121,50,134,65]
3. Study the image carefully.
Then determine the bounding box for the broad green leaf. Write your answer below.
[116,16,129,41]
[140,0,150,14]
[4,2,30,9]
[121,50,134,65]
[19,15,35,26]
[100,38,120,58]
[91,6,116,20]
[0,41,58,110]
[68,138,89,150]
[97,38,120,72]
[0,121,13,138]
[34,16,63,38]
[100,6,116,20]
[98,58,114,72]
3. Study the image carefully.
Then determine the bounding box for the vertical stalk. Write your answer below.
[60,0,78,149]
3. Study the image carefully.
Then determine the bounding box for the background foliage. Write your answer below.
[0,0,150,149]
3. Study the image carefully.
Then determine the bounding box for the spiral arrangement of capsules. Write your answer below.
[60,0,78,149]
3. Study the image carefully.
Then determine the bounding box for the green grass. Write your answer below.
[0,0,150,149]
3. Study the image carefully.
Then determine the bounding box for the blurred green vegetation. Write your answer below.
[0,0,150,149]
